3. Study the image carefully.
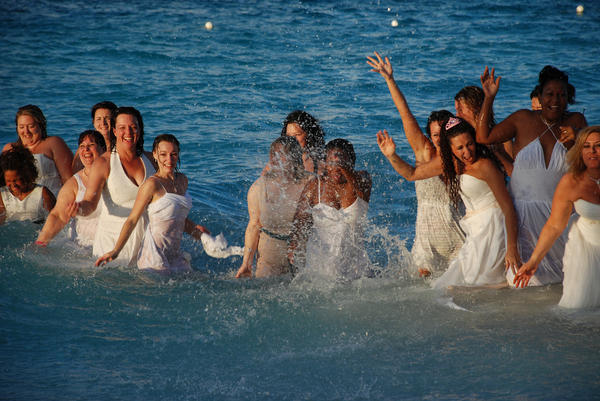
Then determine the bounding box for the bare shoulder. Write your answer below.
[45,135,68,146]
[474,157,502,176]
[566,111,587,128]
[356,170,372,185]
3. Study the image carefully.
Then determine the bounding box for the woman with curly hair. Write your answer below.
[377,117,520,288]
[281,110,326,173]
[514,127,600,308]
[0,146,55,224]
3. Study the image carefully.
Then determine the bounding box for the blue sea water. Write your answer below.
[1,0,600,399]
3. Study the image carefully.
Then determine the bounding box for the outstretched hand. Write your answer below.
[376,130,396,158]
[366,51,393,80]
[480,66,501,98]
[513,261,538,288]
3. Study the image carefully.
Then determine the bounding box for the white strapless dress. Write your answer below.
[92,151,155,266]
[33,153,62,197]
[302,192,371,281]
[559,199,600,309]
[432,175,507,289]
[68,173,101,247]
[412,176,465,273]
[137,192,193,273]
[0,185,46,223]
[508,138,568,286]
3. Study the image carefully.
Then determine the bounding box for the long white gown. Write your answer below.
[559,199,600,309]
[508,136,568,286]
[412,177,465,273]
[68,173,101,247]
[33,153,62,197]
[302,178,371,281]
[137,192,193,273]
[92,151,155,266]
[0,185,46,223]
[432,175,507,289]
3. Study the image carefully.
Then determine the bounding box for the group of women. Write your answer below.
[1,53,598,309]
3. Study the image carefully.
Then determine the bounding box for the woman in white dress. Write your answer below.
[3,105,73,197]
[514,127,600,308]
[289,139,372,281]
[377,117,520,288]
[95,134,209,273]
[236,137,310,278]
[477,66,587,286]
[36,131,106,247]
[75,107,156,266]
[0,145,55,224]
[368,51,464,277]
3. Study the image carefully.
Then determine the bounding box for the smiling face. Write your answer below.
[16,114,43,149]
[449,132,477,166]
[114,113,139,150]
[540,80,568,121]
[93,108,112,141]
[3,170,31,197]
[78,135,103,169]
[286,123,307,148]
[153,140,179,175]
[582,132,600,170]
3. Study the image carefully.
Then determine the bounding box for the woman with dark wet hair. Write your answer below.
[367,51,464,277]
[477,65,587,286]
[281,110,326,173]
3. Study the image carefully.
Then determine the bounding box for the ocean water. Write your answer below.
[1,0,600,399]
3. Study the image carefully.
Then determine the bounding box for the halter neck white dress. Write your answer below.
[302,177,371,281]
[412,177,465,274]
[68,172,101,247]
[137,190,193,273]
[33,153,62,197]
[92,151,155,266]
[432,175,507,289]
[1,185,46,223]
[559,199,600,309]
[507,130,568,286]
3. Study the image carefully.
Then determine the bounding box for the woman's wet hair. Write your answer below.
[0,145,38,187]
[281,110,326,164]
[78,130,107,153]
[438,117,504,207]
[538,65,575,104]
[109,106,145,156]
[91,101,118,121]
[567,126,600,177]
[454,86,496,126]
[426,110,454,138]
[325,138,356,168]
[15,105,48,142]
[268,136,305,180]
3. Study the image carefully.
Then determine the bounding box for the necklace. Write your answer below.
[588,172,600,191]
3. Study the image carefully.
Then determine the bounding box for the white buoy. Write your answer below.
[576,5,584,14]
[205,21,213,30]
[387,7,391,11]
[391,19,399,27]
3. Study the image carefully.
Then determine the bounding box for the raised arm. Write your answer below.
[236,181,261,278]
[479,159,520,272]
[376,130,442,181]
[513,175,574,288]
[36,179,76,245]
[94,178,157,266]
[477,67,519,145]
[367,51,431,162]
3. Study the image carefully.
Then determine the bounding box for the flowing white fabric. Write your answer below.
[559,199,600,309]
[432,175,507,289]
[0,185,46,222]
[412,176,465,273]
[137,192,193,272]
[92,151,155,266]
[68,173,101,247]
[301,178,371,281]
[509,137,568,285]
[200,233,243,258]
[33,153,62,197]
